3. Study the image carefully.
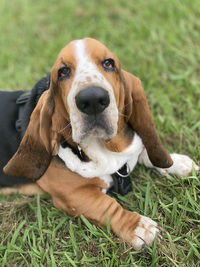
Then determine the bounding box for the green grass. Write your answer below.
[0,0,200,266]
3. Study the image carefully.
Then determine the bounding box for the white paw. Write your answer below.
[156,153,199,177]
[132,215,160,250]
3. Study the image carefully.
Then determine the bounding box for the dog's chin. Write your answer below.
[88,127,114,140]
[72,125,116,144]
[85,126,115,141]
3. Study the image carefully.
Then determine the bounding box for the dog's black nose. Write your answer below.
[75,86,110,115]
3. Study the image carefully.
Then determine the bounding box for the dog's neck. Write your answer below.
[60,123,135,160]
[58,130,143,180]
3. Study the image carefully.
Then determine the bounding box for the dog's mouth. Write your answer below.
[82,114,114,140]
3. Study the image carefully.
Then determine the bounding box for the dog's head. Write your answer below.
[4,38,172,179]
[51,38,120,143]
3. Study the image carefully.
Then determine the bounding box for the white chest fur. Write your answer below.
[58,133,144,187]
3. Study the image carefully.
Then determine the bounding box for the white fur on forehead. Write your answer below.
[69,39,116,96]
[67,39,118,143]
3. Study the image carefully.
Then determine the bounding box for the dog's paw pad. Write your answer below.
[132,216,160,250]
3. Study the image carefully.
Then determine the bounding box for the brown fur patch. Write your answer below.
[0,183,44,195]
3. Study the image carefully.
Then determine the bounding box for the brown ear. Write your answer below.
[3,91,58,180]
[122,70,173,168]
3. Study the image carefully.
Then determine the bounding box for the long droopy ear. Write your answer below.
[3,90,59,180]
[122,70,173,168]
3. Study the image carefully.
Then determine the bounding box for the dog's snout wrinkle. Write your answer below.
[75,86,110,115]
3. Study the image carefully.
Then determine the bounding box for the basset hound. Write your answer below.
[3,38,199,250]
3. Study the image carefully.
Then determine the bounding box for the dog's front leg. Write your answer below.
[138,149,199,176]
[37,159,159,250]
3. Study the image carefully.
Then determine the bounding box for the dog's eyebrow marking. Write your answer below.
[60,57,66,65]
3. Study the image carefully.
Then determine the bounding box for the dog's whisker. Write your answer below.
[58,122,71,133]
[124,99,133,108]
[118,112,129,118]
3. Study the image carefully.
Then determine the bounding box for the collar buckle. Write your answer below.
[115,163,131,178]
[108,163,133,196]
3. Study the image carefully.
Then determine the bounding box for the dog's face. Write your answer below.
[4,38,173,180]
[51,38,123,143]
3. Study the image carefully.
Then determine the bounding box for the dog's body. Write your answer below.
[2,38,199,249]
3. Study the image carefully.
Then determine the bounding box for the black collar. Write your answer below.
[60,136,90,162]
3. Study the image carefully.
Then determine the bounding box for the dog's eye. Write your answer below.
[102,58,116,71]
[58,66,71,80]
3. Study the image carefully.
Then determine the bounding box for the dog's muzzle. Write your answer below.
[75,86,110,115]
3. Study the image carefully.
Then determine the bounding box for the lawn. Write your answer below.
[0,0,200,266]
